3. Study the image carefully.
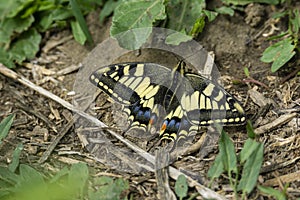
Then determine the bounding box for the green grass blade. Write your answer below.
[71,20,87,45]
[0,114,15,143]
[257,185,287,200]
[8,143,23,173]
[70,0,93,45]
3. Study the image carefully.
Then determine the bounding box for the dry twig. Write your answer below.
[0,63,226,200]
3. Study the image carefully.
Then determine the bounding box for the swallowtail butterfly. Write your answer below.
[90,61,246,143]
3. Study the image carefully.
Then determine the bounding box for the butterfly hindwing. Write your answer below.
[183,73,246,126]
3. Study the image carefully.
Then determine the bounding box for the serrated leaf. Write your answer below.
[208,153,224,179]
[2,0,34,18]
[0,114,14,143]
[257,185,287,200]
[219,130,237,173]
[36,7,72,32]
[239,139,260,163]
[8,143,23,173]
[110,0,166,50]
[167,0,206,36]
[261,38,296,72]
[10,28,41,64]
[237,143,264,194]
[0,48,15,68]
[0,15,34,44]
[175,174,188,199]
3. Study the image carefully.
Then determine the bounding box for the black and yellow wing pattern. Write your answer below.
[90,62,246,143]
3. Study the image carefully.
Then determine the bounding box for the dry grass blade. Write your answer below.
[264,170,300,186]
[155,148,176,200]
[255,113,297,135]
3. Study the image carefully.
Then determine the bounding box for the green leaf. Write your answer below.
[165,31,192,45]
[215,6,235,16]
[0,15,34,44]
[246,120,256,139]
[1,0,34,18]
[49,166,69,183]
[237,143,264,194]
[0,48,15,68]
[113,27,153,50]
[257,185,287,200]
[207,153,224,180]
[8,143,23,173]
[203,10,218,22]
[89,176,129,200]
[239,139,260,163]
[222,0,279,5]
[71,20,87,45]
[19,164,45,185]
[16,164,47,199]
[189,16,206,37]
[110,0,166,50]
[0,114,15,143]
[272,11,288,19]
[175,174,188,199]
[10,28,41,64]
[68,162,89,197]
[114,178,129,197]
[70,0,93,45]
[244,67,250,77]
[260,38,296,72]
[94,176,114,185]
[219,130,237,173]
[290,9,300,35]
[36,7,73,32]
[0,166,19,186]
[166,0,206,35]
[99,0,120,24]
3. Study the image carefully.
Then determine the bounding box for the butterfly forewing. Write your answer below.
[90,63,174,134]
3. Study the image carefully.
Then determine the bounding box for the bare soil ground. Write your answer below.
[0,2,299,200]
